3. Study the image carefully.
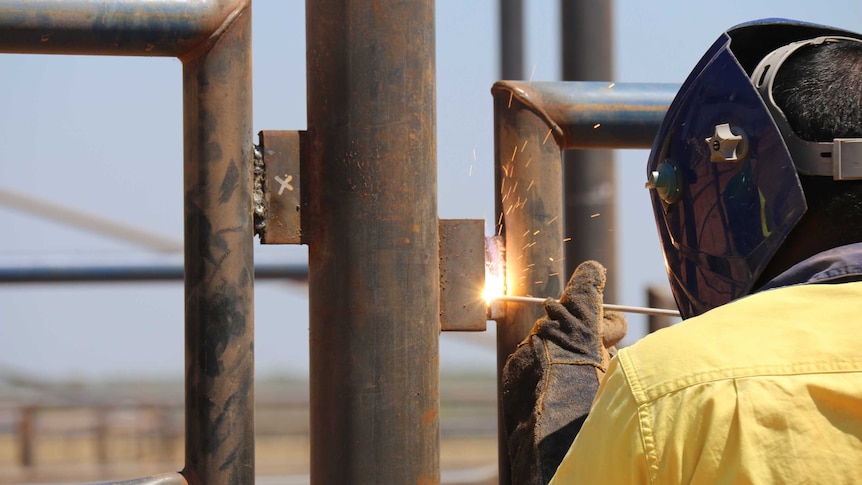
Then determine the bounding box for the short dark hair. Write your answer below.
[772,40,862,244]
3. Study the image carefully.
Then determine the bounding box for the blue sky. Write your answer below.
[1,0,860,380]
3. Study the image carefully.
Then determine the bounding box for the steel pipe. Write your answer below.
[0,1,254,483]
[0,0,242,57]
[0,254,306,283]
[492,81,677,149]
[499,0,524,80]
[181,3,253,484]
[493,90,566,484]
[561,0,618,301]
[492,81,676,483]
[306,0,440,483]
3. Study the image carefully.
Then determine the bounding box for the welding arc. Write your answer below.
[493,294,680,318]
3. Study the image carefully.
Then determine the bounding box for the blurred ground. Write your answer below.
[0,373,498,484]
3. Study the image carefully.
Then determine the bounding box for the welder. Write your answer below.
[503,19,862,483]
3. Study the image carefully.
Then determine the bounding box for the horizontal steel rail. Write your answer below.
[0,255,306,283]
[0,0,242,57]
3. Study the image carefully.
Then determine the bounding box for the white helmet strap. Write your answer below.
[751,36,862,180]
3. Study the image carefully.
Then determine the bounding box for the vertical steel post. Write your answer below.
[181,5,254,484]
[305,1,440,484]
[493,94,566,485]
[500,0,524,80]
[492,81,675,485]
[561,0,617,302]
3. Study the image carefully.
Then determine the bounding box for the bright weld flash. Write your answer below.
[483,236,506,304]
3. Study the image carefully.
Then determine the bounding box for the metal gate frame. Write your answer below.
[1,1,253,483]
[0,2,684,484]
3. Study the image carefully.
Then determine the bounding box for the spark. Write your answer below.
[473,148,477,160]
[512,180,519,192]
[543,129,553,145]
[590,213,601,218]
[563,237,572,242]
[525,156,533,168]
[508,91,514,109]
[469,165,473,176]
[593,123,601,129]
[511,145,518,162]
[527,180,535,191]
[522,229,530,237]
[549,272,559,277]
[534,281,543,284]
[608,82,615,88]
[533,230,540,236]
[529,65,537,85]
[482,241,506,305]
[547,216,558,225]
[521,139,529,152]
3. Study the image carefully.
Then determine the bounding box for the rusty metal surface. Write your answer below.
[493,93,566,485]
[0,0,247,57]
[181,3,254,484]
[439,219,487,332]
[258,130,304,245]
[491,81,676,483]
[491,81,677,149]
[0,1,255,483]
[305,0,440,483]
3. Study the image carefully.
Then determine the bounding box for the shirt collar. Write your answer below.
[758,242,862,292]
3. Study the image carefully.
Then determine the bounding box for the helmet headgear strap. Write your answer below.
[752,36,862,180]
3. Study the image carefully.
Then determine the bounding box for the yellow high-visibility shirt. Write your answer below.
[551,281,862,484]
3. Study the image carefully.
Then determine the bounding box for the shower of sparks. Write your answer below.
[483,237,506,305]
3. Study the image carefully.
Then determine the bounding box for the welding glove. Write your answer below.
[501,260,627,485]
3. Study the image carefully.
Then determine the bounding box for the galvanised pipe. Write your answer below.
[0,0,242,57]
[305,1,440,483]
[561,0,618,302]
[491,81,676,484]
[182,3,253,484]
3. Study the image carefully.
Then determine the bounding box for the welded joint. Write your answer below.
[439,219,487,332]
[255,130,304,245]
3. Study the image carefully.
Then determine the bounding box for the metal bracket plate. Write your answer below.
[439,219,487,331]
[257,130,303,244]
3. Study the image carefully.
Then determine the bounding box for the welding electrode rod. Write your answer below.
[493,295,680,318]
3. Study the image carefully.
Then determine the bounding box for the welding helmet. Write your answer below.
[646,19,862,319]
